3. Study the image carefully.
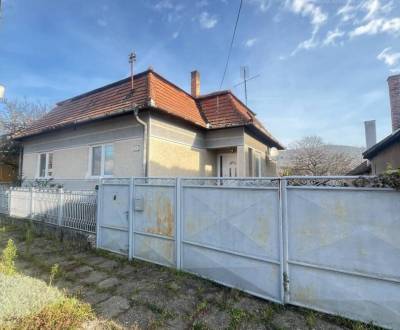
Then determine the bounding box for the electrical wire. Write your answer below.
[219,0,243,90]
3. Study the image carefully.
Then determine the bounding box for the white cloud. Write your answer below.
[248,0,271,12]
[199,11,218,29]
[350,17,400,37]
[362,0,393,21]
[172,31,179,39]
[286,0,328,55]
[245,38,258,47]
[287,0,327,32]
[377,47,400,66]
[323,29,345,46]
[337,0,357,22]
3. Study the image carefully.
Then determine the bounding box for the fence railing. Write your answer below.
[0,187,97,233]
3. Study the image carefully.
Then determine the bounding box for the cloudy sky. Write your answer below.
[1,0,399,147]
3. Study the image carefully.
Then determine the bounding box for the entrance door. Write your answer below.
[218,153,237,177]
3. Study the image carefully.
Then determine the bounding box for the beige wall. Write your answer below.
[148,114,216,177]
[371,142,400,174]
[244,132,277,176]
[21,114,144,180]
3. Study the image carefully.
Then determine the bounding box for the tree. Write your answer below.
[0,98,49,175]
[285,136,360,176]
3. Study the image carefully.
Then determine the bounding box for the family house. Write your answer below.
[15,69,283,189]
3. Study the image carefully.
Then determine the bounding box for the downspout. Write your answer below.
[134,108,148,177]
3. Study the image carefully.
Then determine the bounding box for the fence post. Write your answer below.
[96,180,102,249]
[7,188,11,216]
[280,178,290,304]
[58,188,64,227]
[128,177,134,260]
[30,188,35,219]
[176,177,182,270]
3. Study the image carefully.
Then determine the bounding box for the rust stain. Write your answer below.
[145,192,174,237]
[294,285,316,303]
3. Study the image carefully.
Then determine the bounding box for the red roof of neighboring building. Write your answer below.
[16,69,283,149]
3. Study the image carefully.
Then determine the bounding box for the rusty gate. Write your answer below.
[97,176,400,329]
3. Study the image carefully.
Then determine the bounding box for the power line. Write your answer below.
[219,0,243,90]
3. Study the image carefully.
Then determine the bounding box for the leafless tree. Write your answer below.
[287,136,359,176]
[0,98,49,172]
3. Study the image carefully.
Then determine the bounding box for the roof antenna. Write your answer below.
[235,66,260,106]
[129,51,137,93]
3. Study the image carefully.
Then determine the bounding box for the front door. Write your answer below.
[218,153,237,177]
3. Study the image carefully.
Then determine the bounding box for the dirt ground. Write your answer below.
[0,224,377,330]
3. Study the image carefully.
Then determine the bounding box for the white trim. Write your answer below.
[36,152,54,179]
[255,151,261,177]
[218,152,238,178]
[87,143,114,179]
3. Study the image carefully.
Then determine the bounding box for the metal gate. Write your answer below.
[97,176,400,329]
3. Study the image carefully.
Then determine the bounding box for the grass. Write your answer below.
[0,239,17,275]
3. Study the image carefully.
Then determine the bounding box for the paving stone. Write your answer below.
[80,271,109,285]
[71,265,93,275]
[96,296,130,318]
[81,290,110,305]
[116,305,157,329]
[98,277,119,290]
[116,264,136,276]
[85,256,108,267]
[97,259,120,270]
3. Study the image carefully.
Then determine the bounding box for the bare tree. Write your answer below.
[286,136,359,176]
[0,98,49,173]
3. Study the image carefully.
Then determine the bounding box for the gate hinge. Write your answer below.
[283,272,289,292]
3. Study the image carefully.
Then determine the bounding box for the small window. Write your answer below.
[38,153,54,178]
[90,144,114,177]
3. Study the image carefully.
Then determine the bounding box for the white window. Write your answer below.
[38,152,53,178]
[254,151,261,177]
[89,144,114,177]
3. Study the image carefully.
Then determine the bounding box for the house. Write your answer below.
[362,74,400,174]
[14,69,283,189]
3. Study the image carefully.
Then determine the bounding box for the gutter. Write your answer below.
[133,107,149,177]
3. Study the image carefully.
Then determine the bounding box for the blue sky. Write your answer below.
[1,0,399,147]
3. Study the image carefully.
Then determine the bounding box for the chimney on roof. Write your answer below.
[364,120,376,149]
[388,74,400,132]
[191,70,200,98]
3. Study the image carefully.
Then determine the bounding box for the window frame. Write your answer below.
[88,143,114,178]
[37,152,54,179]
[254,151,262,177]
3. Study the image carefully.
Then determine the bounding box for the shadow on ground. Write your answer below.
[0,224,375,330]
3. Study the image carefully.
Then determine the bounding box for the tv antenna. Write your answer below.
[234,66,260,106]
[129,52,137,92]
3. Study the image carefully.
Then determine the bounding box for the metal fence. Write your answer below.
[96,176,400,329]
[0,187,97,233]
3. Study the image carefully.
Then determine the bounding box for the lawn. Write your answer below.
[0,222,381,330]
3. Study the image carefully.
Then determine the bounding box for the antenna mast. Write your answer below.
[129,52,137,92]
[240,66,249,106]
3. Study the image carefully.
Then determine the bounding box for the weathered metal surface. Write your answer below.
[181,185,282,302]
[133,181,176,267]
[286,187,400,329]
[98,184,130,255]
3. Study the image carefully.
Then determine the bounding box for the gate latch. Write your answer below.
[283,272,289,292]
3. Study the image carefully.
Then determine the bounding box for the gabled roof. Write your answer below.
[363,128,400,159]
[16,69,283,149]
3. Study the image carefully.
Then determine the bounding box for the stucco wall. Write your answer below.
[21,115,144,180]
[371,142,400,174]
[148,114,216,176]
[244,131,277,176]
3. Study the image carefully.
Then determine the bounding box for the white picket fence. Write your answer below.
[0,187,97,233]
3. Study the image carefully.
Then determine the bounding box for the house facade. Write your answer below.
[16,69,283,189]
[362,74,400,174]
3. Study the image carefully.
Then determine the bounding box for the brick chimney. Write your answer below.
[191,70,200,98]
[388,74,400,132]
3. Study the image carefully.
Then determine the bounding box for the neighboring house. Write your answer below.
[362,74,400,175]
[14,69,283,189]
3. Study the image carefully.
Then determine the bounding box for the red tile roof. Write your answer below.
[16,69,283,149]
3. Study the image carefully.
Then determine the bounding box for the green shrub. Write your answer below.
[0,239,17,275]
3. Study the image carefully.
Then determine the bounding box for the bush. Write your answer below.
[0,239,17,275]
